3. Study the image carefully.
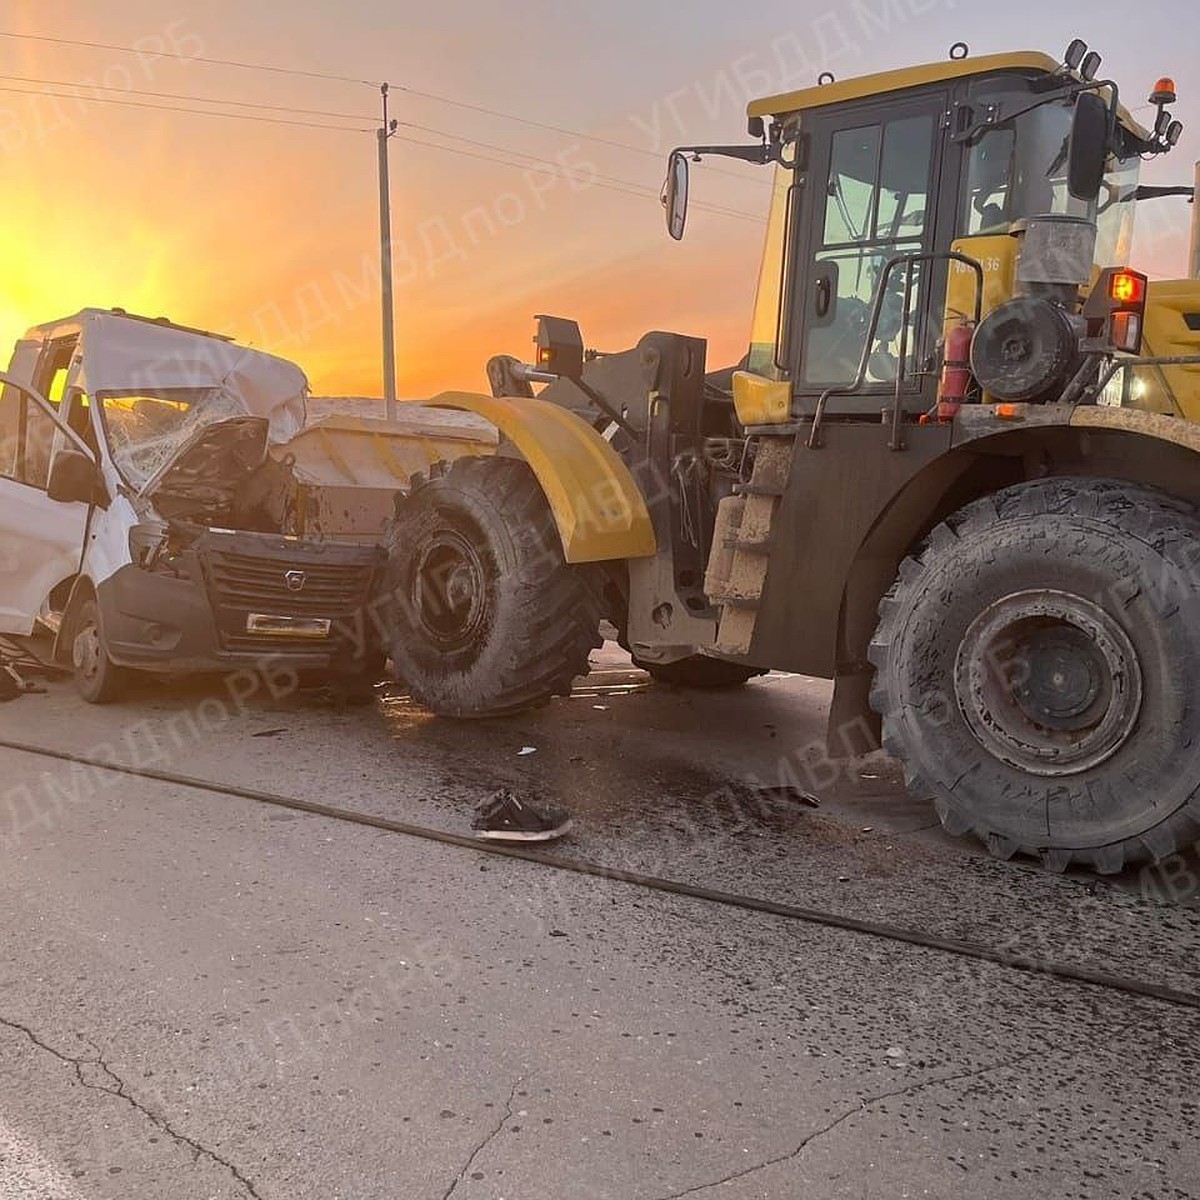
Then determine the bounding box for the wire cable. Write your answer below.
[0,80,763,222]
[0,29,377,86]
[393,82,769,187]
[0,28,768,186]
[2,735,1196,1014]
[0,70,374,123]
[0,82,372,132]
[390,126,764,222]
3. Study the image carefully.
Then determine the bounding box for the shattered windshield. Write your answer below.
[100,387,247,489]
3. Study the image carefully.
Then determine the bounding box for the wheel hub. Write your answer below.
[954,590,1143,777]
[412,532,489,651]
[73,623,101,681]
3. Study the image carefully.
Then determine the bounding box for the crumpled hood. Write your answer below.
[71,310,307,443]
[139,416,269,520]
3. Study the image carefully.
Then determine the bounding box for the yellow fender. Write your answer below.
[412,392,657,564]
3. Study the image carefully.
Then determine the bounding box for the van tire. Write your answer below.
[71,597,130,704]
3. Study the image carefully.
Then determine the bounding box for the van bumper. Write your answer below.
[95,532,382,676]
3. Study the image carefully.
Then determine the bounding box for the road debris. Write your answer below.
[751,785,821,808]
[472,789,572,842]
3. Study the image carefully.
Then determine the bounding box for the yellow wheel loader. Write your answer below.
[378,38,1200,874]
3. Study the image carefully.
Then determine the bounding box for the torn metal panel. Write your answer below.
[278,409,497,488]
[265,408,498,541]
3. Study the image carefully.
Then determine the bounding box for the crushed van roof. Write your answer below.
[22,308,307,444]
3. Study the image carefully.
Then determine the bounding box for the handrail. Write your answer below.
[806,251,984,449]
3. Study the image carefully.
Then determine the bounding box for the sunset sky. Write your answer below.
[2,0,1197,400]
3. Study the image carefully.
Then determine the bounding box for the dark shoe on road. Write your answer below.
[472,790,572,842]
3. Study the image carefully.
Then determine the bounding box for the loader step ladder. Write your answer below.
[708,438,793,656]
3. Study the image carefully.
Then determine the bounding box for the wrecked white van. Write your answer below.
[0,309,382,701]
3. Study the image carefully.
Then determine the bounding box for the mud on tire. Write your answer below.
[869,477,1200,873]
[379,456,603,717]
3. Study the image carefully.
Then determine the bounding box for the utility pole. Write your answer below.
[1190,160,1200,282]
[378,84,399,419]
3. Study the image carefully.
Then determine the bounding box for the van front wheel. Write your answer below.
[71,598,130,704]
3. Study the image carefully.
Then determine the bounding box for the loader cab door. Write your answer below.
[788,90,952,412]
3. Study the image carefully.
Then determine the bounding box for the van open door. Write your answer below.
[0,373,97,635]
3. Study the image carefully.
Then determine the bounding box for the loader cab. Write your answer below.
[734,49,1155,421]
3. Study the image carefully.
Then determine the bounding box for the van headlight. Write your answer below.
[128,523,169,568]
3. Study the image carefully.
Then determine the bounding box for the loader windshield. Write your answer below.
[964,92,1141,265]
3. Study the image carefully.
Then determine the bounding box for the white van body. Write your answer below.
[0,310,381,699]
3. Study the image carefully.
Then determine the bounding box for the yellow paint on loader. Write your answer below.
[1132,281,1200,416]
[732,371,792,426]
[749,52,1059,120]
[416,392,657,564]
[946,235,1019,329]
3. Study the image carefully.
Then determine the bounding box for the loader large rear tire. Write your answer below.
[869,478,1200,874]
[379,456,603,717]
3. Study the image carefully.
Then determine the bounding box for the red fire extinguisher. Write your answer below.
[936,321,975,421]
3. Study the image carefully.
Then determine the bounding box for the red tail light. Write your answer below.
[1110,271,1147,306]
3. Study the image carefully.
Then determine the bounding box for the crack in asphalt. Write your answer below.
[0,1015,264,1200]
[652,1053,1030,1200]
[440,1075,526,1200]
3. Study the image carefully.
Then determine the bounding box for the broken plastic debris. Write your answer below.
[752,786,821,808]
[518,746,538,756]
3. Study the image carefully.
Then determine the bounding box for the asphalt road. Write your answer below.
[0,646,1198,1199]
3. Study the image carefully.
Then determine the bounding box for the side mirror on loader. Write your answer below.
[1068,91,1110,201]
[663,151,690,241]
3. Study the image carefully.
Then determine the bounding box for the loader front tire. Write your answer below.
[869,478,1200,874]
[380,457,603,717]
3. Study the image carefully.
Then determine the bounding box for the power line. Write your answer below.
[0,27,769,187]
[0,83,369,132]
[397,126,766,215]
[0,77,764,222]
[395,82,769,187]
[0,29,377,87]
[388,129,764,223]
[0,70,374,123]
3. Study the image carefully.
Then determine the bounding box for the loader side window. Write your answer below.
[803,113,935,386]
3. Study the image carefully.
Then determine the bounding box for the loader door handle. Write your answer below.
[815,276,832,319]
